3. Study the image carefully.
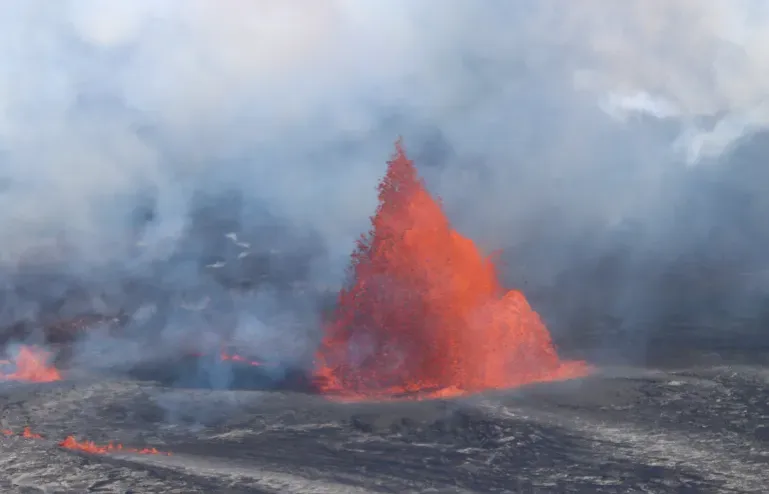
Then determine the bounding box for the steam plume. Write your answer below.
[0,1,768,370]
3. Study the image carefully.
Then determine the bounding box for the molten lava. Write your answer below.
[22,426,42,439]
[0,345,62,383]
[315,142,589,400]
[1,426,170,456]
[220,351,263,367]
[59,436,171,456]
[187,349,264,367]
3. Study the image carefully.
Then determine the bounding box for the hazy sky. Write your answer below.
[0,0,767,293]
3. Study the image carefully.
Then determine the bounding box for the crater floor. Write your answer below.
[1,364,768,493]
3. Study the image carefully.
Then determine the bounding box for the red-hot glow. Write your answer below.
[0,346,62,383]
[315,142,590,401]
[220,351,263,367]
[187,349,264,367]
[1,427,171,456]
[59,436,171,456]
[22,427,42,439]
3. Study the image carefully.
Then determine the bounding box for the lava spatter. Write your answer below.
[59,436,171,456]
[315,141,589,400]
[0,345,62,383]
[220,351,263,367]
[1,427,170,456]
[22,427,42,439]
[187,349,264,367]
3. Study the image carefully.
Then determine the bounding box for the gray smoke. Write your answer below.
[1,1,769,374]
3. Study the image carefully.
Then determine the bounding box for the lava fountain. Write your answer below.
[0,345,62,383]
[315,141,590,400]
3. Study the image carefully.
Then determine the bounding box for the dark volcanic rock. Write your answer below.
[1,365,767,493]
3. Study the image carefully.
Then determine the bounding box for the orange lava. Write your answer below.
[0,427,43,439]
[22,427,42,439]
[0,346,62,383]
[59,436,171,456]
[187,349,264,367]
[315,141,590,401]
[220,351,263,367]
[1,426,171,456]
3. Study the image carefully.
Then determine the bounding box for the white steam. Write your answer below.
[571,0,769,162]
[0,1,768,353]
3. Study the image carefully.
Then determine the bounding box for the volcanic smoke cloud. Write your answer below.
[316,143,588,399]
[2,2,769,372]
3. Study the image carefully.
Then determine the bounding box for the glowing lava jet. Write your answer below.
[315,142,589,400]
[0,345,62,383]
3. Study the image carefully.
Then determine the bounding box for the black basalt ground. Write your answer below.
[1,360,768,493]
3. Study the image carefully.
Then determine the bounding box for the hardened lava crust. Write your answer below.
[1,361,768,493]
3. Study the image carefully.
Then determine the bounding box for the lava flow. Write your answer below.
[1,427,170,456]
[315,141,590,401]
[0,345,62,383]
[59,436,171,456]
[0,427,42,439]
[22,426,42,439]
[220,351,263,367]
[187,349,264,367]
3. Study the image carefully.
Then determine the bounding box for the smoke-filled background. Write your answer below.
[1,0,769,375]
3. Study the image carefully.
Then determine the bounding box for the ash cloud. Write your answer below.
[0,1,768,372]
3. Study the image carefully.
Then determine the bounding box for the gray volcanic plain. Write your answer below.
[2,358,769,493]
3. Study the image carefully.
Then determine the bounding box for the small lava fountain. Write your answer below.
[0,345,62,383]
[315,141,590,401]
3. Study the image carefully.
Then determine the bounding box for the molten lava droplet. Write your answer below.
[0,346,62,383]
[315,141,589,400]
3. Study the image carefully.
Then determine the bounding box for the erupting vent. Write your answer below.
[315,142,589,400]
[0,345,62,383]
